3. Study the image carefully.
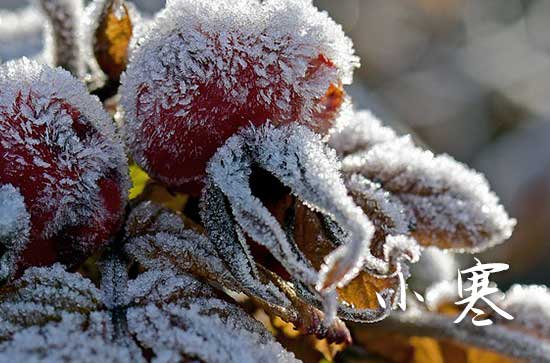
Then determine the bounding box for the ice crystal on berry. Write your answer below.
[0,185,30,283]
[0,59,129,281]
[121,0,359,193]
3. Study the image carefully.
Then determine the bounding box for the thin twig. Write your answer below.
[354,309,550,362]
[39,0,83,77]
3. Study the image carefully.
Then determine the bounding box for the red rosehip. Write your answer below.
[0,59,129,281]
[121,0,359,194]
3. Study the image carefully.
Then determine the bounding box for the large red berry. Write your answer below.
[0,59,129,281]
[121,0,358,194]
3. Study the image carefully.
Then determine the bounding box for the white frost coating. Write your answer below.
[346,174,410,237]
[329,108,398,156]
[126,270,216,305]
[0,58,129,240]
[383,235,420,265]
[127,299,300,363]
[208,125,387,290]
[0,6,46,62]
[99,256,130,310]
[497,285,550,336]
[0,185,30,283]
[125,201,291,309]
[0,313,145,363]
[206,124,387,321]
[126,270,299,362]
[38,0,84,77]
[0,264,102,340]
[341,134,516,251]
[121,0,359,185]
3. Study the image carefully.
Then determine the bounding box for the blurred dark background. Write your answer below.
[1,0,549,286]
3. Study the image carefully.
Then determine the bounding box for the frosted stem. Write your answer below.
[39,0,83,77]
[358,309,550,362]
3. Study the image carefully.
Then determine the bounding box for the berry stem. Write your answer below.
[39,0,84,77]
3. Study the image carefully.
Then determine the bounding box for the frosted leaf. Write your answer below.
[124,268,300,362]
[124,201,294,327]
[126,201,351,343]
[127,298,300,363]
[0,6,46,62]
[0,59,129,274]
[0,313,145,363]
[345,174,412,258]
[338,110,516,252]
[0,264,102,340]
[38,0,84,77]
[126,269,217,306]
[198,188,292,306]
[0,185,30,284]
[265,197,413,323]
[205,123,387,323]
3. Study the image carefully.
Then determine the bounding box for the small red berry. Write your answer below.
[0,59,129,281]
[121,0,359,194]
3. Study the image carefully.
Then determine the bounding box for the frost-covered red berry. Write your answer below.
[0,59,129,281]
[121,0,359,194]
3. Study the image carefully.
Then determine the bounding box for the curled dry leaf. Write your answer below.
[330,109,516,252]
[124,200,352,344]
[93,0,133,81]
[200,123,419,325]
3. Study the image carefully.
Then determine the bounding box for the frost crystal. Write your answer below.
[334,108,516,252]
[0,264,102,341]
[39,0,84,76]
[126,270,299,363]
[0,313,144,363]
[125,201,290,312]
[0,185,30,283]
[202,123,405,325]
[0,261,299,363]
[120,0,358,189]
[329,108,397,156]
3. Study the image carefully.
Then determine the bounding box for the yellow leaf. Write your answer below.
[94,0,133,81]
[129,163,149,199]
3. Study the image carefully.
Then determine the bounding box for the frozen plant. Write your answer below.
[0,0,547,362]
